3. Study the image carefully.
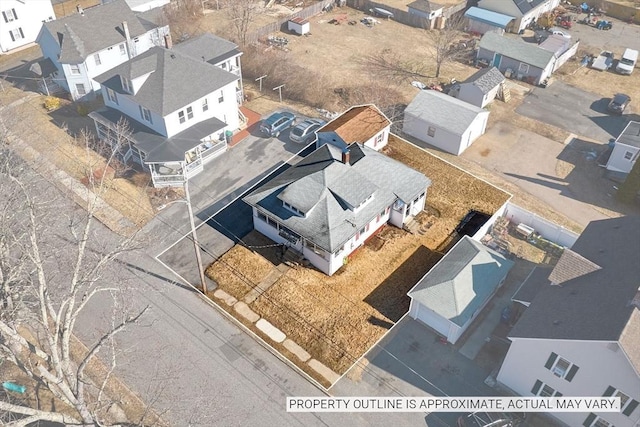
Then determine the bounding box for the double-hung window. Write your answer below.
[2,9,17,23]
[544,352,579,381]
[603,386,639,416]
[139,106,152,124]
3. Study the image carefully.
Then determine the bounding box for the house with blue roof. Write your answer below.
[464,6,515,35]
[477,0,561,33]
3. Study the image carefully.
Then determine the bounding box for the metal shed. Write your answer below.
[464,6,514,35]
[288,17,310,36]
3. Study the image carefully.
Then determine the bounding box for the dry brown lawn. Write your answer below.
[206,135,510,377]
[1,90,155,229]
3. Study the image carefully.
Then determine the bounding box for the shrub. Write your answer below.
[43,96,61,111]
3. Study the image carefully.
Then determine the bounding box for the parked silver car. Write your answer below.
[289,119,326,144]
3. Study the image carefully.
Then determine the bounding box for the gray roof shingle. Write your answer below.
[94,46,239,116]
[404,90,487,136]
[461,66,505,94]
[509,216,640,344]
[407,0,442,13]
[512,0,546,14]
[42,0,152,64]
[616,121,640,148]
[243,144,431,252]
[479,32,555,69]
[408,236,514,326]
[173,33,241,65]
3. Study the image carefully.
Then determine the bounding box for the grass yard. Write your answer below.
[206,135,510,382]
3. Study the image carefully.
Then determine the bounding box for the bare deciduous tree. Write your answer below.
[0,129,149,425]
[224,0,260,47]
[363,16,468,81]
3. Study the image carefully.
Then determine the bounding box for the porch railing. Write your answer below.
[201,142,227,160]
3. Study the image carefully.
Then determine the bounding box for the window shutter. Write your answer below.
[565,365,579,382]
[531,380,542,395]
[139,105,143,118]
[582,413,596,427]
[603,386,615,397]
[18,27,23,38]
[9,31,14,42]
[12,8,17,20]
[2,11,8,23]
[554,391,563,397]
[544,352,558,369]
[623,399,638,416]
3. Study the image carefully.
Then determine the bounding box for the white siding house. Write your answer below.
[243,143,431,276]
[316,105,391,152]
[477,0,561,33]
[36,0,169,100]
[498,216,640,427]
[408,236,513,344]
[0,0,55,54]
[403,90,489,155]
[606,121,640,174]
[89,36,242,186]
[451,66,505,108]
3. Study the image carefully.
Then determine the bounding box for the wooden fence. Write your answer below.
[246,0,335,44]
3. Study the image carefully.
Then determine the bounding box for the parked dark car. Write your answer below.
[260,111,296,137]
[607,93,631,114]
[289,119,326,144]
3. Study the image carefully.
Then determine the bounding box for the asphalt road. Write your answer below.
[516,81,630,141]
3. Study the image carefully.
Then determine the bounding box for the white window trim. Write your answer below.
[202,98,208,112]
[624,151,634,160]
[610,387,633,413]
[427,126,436,137]
[106,88,118,104]
[70,64,81,75]
[94,53,101,66]
[76,83,86,96]
[3,9,17,22]
[119,43,126,56]
[186,106,193,120]
[588,415,612,427]
[551,356,571,378]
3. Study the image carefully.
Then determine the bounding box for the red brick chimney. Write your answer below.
[164,33,173,49]
[341,147,350,164]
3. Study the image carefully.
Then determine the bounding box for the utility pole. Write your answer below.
[184,180,207,294]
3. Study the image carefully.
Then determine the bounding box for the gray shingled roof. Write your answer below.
[404,90,487,136]
[511,266,552,305]
[94,46,239,116]
[461,66,505,95]
[509,216,640,343]
[89,107,225,162]
[243,144,431,253]
[513,0,546,14]
[408,236,514,326]
[548,249,601,285]
[616,121,640,148]
[479,32,555,69]
[173,33,241,65]
[42,0,151,64]
[407,0,442,13]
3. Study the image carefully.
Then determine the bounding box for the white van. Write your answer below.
[616,48,638,75]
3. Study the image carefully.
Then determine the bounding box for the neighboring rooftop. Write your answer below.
[404,90,487,135]
[317,105,390,145]
[243,143,430,253]
[408,236,514,326]
[616,121,640,148]
[509,216,640,348]
[94,46,239,116]
[539,34,572,56]
[461,66,505,94]
[407,0,443,13]
[173,33,241,66]
[479,32,555,69]
[41,0,153,63]
[464,7,515,28]
[511,266,552,306]
[512,0,546,14]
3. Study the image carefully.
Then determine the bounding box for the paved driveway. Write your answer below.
[332,317,498,427]
[516,81,629,141]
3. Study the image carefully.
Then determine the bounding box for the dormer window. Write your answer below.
[139,106,152,124]
[352,194,374,213]
[121,76,132,94]
[283,201,303,216]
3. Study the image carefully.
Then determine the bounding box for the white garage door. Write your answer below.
[415,304,451,339]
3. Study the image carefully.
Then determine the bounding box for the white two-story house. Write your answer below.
[36,0,169,100]
[243,143,431,276]
[477,0,561,33]
[88,38,242,187]
[499,216,640,427]
[1,0,55,54]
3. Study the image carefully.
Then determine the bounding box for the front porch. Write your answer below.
[149,138,228,187]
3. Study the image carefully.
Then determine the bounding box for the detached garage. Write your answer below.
[403,90,490,155]
[408,236,513,344]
